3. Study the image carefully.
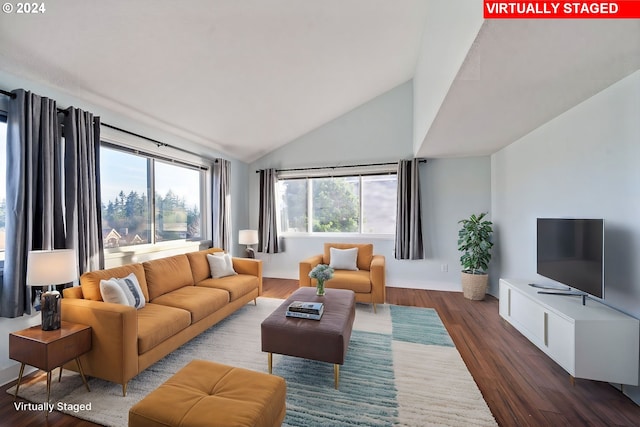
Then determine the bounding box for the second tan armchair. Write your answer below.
[299,243,385,312]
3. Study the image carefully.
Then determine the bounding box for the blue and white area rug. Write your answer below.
[7,297,497,426]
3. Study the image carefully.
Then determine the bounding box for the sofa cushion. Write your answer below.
[197,274,258,302]
[324,243,373,271]
[186,248,225,284]
[144,254,194,301]
[80,264,149,302]
[151,286,230,323]
[207,253,238,278]
[137,303,191,354]
[326,270,372,293]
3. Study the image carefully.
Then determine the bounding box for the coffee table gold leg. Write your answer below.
[268,353,273,374]
[76,357,91,392]
[14,363,25,401]
[334,364,340,389]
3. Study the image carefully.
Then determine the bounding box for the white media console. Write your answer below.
[499,278,639,386]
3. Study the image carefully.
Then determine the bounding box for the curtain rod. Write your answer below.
[256,159,426,174]
[0,89,16,99]
[0,88,217,164]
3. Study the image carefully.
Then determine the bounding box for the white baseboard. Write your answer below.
[0,362,37,388]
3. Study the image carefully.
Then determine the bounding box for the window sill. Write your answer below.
[279,233,394,241]
[104,239,211,267]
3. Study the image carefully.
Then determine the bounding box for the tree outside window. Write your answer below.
[100,147,202,249]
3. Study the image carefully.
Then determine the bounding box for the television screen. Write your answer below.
[537,218,604,299]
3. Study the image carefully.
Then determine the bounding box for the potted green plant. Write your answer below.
[458,212,494,300]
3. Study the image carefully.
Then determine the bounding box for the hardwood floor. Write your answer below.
[3,278,639,426]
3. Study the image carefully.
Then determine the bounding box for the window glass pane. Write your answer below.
[279,179,307,232]
[362,175,397,234]
[0,120,6,259]
[311,177,359,232]
[100,147,150,248]
[155,161,201,242]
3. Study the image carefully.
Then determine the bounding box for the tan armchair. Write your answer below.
[299,243,386,312]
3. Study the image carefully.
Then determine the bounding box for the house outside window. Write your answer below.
[278,165,397,235]
[100,145,204,249]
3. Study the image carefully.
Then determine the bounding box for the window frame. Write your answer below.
[277,166,398,237]
[99,138,210,255]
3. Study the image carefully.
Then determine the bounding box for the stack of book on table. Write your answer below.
[286,301,324,320]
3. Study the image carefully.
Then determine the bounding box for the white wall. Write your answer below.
[249,81,492,290]
[491,70,640,402]
[413,0,483,152]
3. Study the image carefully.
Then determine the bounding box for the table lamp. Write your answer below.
[26,249,78,331]
[238,229,259,258]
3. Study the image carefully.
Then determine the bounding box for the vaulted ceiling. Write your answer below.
[1,1,638,163]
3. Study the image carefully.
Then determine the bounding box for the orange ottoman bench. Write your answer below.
[128,360,286,427]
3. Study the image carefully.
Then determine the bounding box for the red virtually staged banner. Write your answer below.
[484,1,640,18]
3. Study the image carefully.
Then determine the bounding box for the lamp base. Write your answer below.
[41,290,61,331]
[245,247,256,259]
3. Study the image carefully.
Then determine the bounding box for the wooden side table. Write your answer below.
[9,321,92,405]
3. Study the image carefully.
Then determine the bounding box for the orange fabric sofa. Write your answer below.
[299,243,385,312]
[61,248,262,396]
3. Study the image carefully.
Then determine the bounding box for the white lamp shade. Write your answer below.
[26,249,78,286]
[238,229,259,245]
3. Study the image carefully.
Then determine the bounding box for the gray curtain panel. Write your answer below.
[63,106,104,274]
[258,168,280,253]
[0,91,105,318]
[395,159,425,260]
[1,90,64,317]
[212,158,231,251]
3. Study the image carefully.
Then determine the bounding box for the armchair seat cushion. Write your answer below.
[327,270,372,293]
[151,287,230,323]
[197,274,259,302]
[137,303,191,354]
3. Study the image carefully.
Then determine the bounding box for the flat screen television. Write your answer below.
[536,218,604,299]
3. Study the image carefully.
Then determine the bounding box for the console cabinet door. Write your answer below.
[509,289,545,346]
[544,310,575,375]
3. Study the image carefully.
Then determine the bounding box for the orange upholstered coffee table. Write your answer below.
[129,360,286,427]
[261,287,356,389]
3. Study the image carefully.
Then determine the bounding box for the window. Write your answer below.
[100,145,204,249]
[155,161,201,242]
[278,173,397,234]
[361,175,397,234]
[312,177,360,232]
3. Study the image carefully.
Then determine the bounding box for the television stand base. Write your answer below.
[537,290,588,305]
[528,283,571,291]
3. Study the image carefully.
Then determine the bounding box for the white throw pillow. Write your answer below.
[113,273,146,309]
[207,253,237,279]
[99,273,146,309]
[100,279,130,306]
[329,247,359,271]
